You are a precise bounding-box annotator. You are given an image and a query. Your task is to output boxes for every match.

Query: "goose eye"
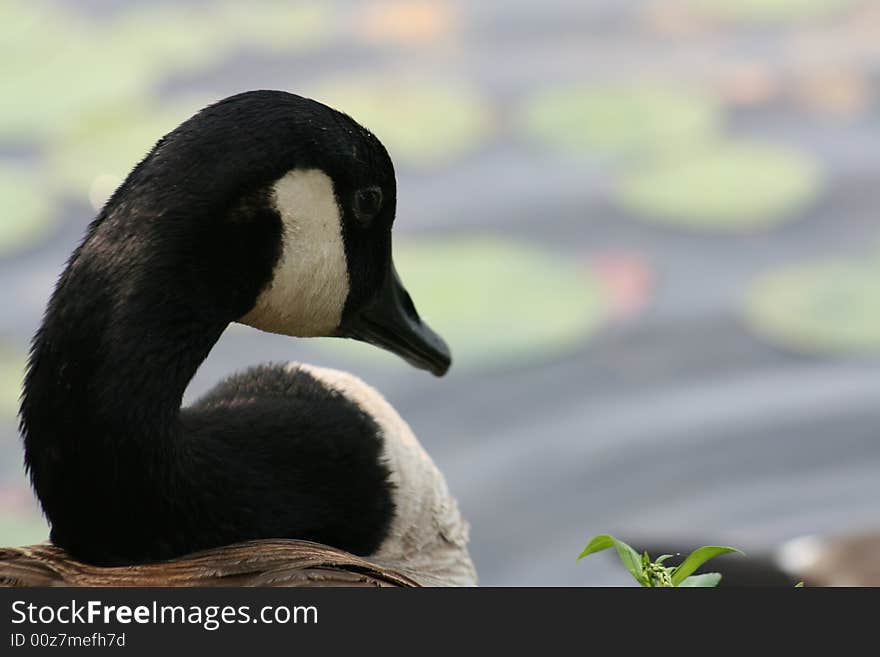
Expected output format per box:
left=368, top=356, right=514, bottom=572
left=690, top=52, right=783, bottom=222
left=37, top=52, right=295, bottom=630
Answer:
left=354, top=186, right=383, bottom=226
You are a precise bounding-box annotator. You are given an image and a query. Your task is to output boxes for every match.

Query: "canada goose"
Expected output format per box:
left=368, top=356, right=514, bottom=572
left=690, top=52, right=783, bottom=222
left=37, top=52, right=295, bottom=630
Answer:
left=18, top=90, right=476, bottom=587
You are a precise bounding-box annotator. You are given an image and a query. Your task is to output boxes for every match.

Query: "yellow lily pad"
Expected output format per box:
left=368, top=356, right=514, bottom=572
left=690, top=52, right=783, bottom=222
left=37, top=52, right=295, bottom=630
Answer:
left=311, top=79, right=491, bottom=167
left=615, top=141, right=821, bottom=232
left=685, top=0, right=856, bottom=23
left=746, top=260, right=880, bottom=354
left=518, top=85, right=721, bottom=157
left=317, top=238, right=609, bottom=370
left=0, top=166, right=57, bottom=257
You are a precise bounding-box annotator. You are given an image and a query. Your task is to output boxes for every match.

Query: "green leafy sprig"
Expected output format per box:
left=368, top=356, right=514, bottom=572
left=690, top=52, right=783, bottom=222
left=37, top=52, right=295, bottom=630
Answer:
left=578, top=534, right=743, bottom=587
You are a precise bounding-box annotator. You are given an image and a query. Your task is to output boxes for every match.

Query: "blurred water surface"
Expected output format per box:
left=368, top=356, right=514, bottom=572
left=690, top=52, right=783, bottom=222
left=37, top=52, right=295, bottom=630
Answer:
left=2, top=0, right=880, bottom=585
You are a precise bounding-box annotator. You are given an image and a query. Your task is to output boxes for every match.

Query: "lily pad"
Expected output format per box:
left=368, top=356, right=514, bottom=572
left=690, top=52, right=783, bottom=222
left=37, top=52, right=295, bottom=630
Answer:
left=615, top=141, right=821, bottom=232
left=311, top=80, right=490, bottom=167
left=212, top=2, right=331, bottom=52
left=110, top=2, right=330, bottom=69
left=0, top=511, right=49, bottom=545
left=0, top=166, right=57, bottom=257
left=0, top=3, right=154, bottom=145
left=0, top=2, right=330, bottom=146
left=105, top=6, right=233, bottom=79
left=48, top=98, right=211, bottom=202
left=518, top=85, right=721, bottom=158
left=0, top=348, right=25, bottom=419
left=745, top=260, right=880, bottom=354
left=317, top=238, right=609, bottom=371
left=685, top=0, right=856, bottom=23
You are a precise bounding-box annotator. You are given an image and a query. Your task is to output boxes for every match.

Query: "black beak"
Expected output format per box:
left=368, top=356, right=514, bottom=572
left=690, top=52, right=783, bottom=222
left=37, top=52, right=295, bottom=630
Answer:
left=340, top=262, right=451, bottom=377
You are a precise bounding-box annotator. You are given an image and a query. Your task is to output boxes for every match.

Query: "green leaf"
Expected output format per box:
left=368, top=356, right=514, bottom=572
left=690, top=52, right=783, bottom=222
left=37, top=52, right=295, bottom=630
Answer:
left=671, top=546, right=743, bottom=586
left=578, top=534, right=644, bottom=583
left=795, top=581, right=805, bottom=588
left=679, top=573, right=722, bottom=587
left=655, top=554, right=675, bottom=565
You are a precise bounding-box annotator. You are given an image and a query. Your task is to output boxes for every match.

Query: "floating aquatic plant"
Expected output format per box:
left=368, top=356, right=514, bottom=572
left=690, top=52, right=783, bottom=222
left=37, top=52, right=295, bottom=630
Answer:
left=615, top=141, right=821, bottom=232
left=312, top=79, right=491, bottom=167
left=746, top=258, right=880, bottom=354
left=317, top=238, right=609, bottom=370
left=0, top=165, right=58, bottom=258
left=518, top=85, right=721, bottom=158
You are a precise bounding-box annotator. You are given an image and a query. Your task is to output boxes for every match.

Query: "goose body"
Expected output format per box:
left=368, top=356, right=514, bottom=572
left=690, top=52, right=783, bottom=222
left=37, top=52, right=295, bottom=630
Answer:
left=19, top=91, right=476, bottom=586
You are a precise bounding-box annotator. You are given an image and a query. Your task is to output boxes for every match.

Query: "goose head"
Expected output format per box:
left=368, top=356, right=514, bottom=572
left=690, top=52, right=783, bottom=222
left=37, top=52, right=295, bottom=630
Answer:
left=105, top=89, right=450, bottom=376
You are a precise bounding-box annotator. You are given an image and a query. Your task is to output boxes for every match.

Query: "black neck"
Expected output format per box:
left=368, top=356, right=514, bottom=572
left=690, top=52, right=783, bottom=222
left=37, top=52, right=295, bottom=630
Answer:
left=25, top=269, right=226, bottom=451
left=20, top=179, right=281, bottom=557
left=21, top=226, right=222, bottom=512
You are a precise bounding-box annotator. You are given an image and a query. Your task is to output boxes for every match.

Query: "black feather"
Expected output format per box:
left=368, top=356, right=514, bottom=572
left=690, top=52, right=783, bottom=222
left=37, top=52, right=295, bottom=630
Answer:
left=19, top=91, right=397, bottom=565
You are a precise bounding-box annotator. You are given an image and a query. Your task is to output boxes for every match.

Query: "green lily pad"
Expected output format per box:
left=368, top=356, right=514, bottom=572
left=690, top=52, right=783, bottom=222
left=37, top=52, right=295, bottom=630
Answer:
left=0, top=511, right=49, bottom=545
left=317, top=238, right=609, bottom=371
left=745, top=260, right=880, bottom=354
left=0, top=166, right=57, bottom=257
left=0, top=3, right=154, bottom=145
left=311, top=80, right=490, bottom=167
left=48, top=98, right=210, bottom=202
left=0, top=348, right=25, bottom=419
left=1, top=55, right=150, bottom=147
left=105, top=6, right=233, bottom=80
left=518, top=85, right=721, bottom=157
left=211, top=2, right=331, bottom=52
left=0, top=2, right=330, bottom=146
left=109, top=2, right=330, bottom=74
left=685, top=0, right=856, bottom=23
left=615, top=141, right=821, bottom=232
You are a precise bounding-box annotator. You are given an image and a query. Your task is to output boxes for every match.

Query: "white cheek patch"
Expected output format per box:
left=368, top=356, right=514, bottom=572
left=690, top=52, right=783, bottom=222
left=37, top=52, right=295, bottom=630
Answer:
left=239, top=169, right=349, bottom=337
